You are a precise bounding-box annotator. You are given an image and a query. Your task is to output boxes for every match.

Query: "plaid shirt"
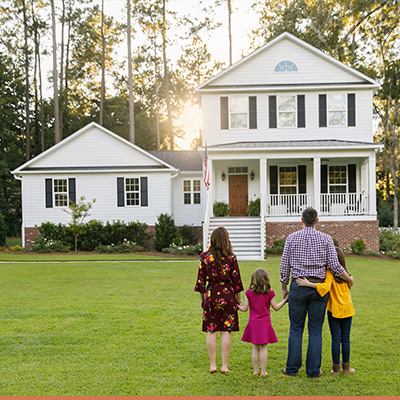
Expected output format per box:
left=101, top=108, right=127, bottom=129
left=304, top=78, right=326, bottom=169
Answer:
left=280, top=226, right=345, bottom=285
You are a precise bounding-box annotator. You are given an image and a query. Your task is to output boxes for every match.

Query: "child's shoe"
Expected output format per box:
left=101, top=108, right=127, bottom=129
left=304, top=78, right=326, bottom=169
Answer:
left=342, top=361, right=355, bottom=374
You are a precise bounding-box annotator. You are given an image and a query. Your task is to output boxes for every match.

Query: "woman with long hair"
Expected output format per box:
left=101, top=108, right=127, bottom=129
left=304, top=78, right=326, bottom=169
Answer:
left=194, top=226, right=243, bottom=373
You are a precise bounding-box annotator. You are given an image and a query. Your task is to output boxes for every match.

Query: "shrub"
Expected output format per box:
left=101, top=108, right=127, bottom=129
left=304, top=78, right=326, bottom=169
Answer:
left=162, top=242, right=203, bottom=256
left=154, top=214, right=177, bottom=252
left=213, top=201, right=230, bottom=217
left=94, top=240, right=145, bottom=253
left=265, top=239, right=285, bottom=255
left=350, top=238, right=366, bottom=255
left=0, top=214, right=6, bottom=247
left=30, top=236, right=72, bottom=253
left=247, top=198, right=260, bottom=216
left=11, top=245, right=23, bottom=252
left=332, top=238, right=339, bottom=247
left=0, top=246, right=6, bottom=252
left=177, top=225, right=198, bottom=246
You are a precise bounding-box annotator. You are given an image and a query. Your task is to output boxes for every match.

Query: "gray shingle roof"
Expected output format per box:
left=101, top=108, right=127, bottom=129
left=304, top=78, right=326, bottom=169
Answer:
left=149, top=150, right=202, bottom=171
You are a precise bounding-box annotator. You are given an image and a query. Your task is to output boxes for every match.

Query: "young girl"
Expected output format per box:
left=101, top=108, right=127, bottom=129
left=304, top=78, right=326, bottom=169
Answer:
left=296, top=247, right=355, bottom=375
left=238, top=268, right=288, bottom=376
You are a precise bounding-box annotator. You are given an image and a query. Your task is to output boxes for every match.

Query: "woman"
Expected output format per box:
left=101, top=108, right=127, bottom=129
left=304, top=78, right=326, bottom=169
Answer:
left=194, top=226, right=243, bottom=373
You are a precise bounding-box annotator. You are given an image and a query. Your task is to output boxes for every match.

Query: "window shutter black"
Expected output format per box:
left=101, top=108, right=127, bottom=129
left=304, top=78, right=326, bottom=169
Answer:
left=298, top=165, right=306, bottom=194
left=249, top=96, right=257, bottom=129
left=319, top=94, right=327, bottom=127
left=269, top=96, right=277, bottom=129
left=140, top=177, right=148, bottom=206
left=270, top=166, right=278, bottom=194
left=297, top=95, right=305, bottom=128
left=220, top=97, right=229, bottom=130
left=68, top=178, right=76, bottom=205
left=348, top=164, right=356, bottom=193
left=348, top=94, right=356, bottom=126
left=321, top=164, right=328, bottom=193
left=45, top=178, right=53, bottom=208
left=117, top=177, right=125, bottom=207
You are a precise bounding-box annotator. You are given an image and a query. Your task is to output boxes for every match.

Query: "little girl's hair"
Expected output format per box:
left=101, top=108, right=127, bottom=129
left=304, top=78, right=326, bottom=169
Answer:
left=335, top=247, right=351, bottom=283
left=249, top=268, right=271, bottom=294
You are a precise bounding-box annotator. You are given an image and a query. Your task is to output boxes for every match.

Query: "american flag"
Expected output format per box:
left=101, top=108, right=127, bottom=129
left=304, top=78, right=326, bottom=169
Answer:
left=203, top=143, right=210, bottom=190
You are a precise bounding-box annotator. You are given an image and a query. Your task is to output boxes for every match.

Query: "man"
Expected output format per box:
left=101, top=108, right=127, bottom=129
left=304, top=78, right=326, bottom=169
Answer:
left=280, top=207, right=353, bottom=378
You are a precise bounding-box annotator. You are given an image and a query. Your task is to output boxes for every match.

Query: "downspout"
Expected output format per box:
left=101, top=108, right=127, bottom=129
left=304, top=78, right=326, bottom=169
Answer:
left=14, top=174, right=25, bottom=247
left=169, top=169, right=179, bottom=216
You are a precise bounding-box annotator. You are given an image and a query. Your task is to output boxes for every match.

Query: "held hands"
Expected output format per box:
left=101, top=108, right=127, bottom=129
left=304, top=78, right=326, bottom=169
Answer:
left=347, top=275, right=354, bottom=289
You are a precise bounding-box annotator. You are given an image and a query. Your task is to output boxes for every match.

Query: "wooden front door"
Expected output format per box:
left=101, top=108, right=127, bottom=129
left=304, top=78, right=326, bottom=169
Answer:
left=229, top=175, right=248, bottom=216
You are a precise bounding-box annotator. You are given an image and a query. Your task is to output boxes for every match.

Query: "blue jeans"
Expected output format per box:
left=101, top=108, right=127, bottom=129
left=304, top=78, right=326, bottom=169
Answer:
left=286, top=281, right=329, bottom=377
left=327, top=310, right=352, bottom=364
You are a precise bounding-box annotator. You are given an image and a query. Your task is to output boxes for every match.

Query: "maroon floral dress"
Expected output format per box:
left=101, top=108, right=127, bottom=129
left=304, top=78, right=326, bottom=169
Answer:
left=194, top=250, right=243, bottom=333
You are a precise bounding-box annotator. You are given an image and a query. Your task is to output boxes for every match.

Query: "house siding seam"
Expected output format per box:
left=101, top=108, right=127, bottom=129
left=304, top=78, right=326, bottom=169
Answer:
left=265, top=220, right=379, bottom=252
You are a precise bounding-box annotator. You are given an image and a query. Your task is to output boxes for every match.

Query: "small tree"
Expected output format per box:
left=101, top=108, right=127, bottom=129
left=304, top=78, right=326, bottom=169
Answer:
left=0, top=214, right=6, bottom=247
left=64, top=196, right=95, bottom=252
left=154, top=213, right=177, bottom=252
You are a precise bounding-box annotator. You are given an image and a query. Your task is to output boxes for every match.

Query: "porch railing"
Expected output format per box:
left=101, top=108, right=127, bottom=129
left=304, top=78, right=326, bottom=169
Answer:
left=319, top=192, right=369, bottom=215
left=266, top=192, right=369, bottom=216
left=267, top=194, right=314, bottom=216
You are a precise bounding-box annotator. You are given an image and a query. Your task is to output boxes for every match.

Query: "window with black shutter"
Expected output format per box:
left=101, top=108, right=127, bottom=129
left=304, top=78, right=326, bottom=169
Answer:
left=348, top=94, right=356, bottom=127
left=249, top=96, right=257, bottom=129
left=319, top=94, right=327, bottom=127
left=220, top=97, right=229, bottom=130
left=297, top=95, right=305, bottom=128
left=269, top=96, right=277, bottom=129
left=117, top=177, right=148, bottom=207
left=269, top=166, right=278, bottom=194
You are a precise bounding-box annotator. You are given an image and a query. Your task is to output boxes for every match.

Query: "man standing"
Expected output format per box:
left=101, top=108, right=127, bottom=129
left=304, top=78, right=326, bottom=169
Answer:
left=280, top=207, right=353, bottom=378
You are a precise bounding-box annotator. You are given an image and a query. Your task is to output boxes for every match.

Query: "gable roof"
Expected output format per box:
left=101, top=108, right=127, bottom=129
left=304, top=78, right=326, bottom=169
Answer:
left=12, top=122, right=177, bottom=174
left=149, top=151, right=202, bottom=172
left=196, top=32, right=379, bottom=94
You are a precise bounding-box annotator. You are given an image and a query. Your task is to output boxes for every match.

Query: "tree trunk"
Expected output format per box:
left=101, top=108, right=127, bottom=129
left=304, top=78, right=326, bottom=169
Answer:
left=100, top=0, right=106, bottom=126
left=162, top=0, right=173, bottom=150
left=227, top=0, right=232, bottom=66
left=22, top=0, right=30, bottom=161
left=127, top=0, right=135, bottom=143
left=59, top=0, right=65, bottom=138
left=51, top=0, right=61, bottom=144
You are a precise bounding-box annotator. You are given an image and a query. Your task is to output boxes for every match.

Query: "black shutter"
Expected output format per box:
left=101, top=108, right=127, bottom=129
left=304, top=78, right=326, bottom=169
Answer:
left=269, top=95, right=277, bottom=128
left=298, top=165, right=306, bottom=194
left=319, top=94, right=327, bottom=127
left=321, top=164, right=328, bottom=193
left=348, top=93, right=356, bottom=127
left=270, top=166, right=278, bottom=194
left=297, top=95, right=305, bottom=128
left=348, top=164, right=356, bottom=193
left=140, top=177, right=148, bottom=206
left=117, top=177, right=125, bottom=207
left=249, top=96, right=257, bottom=129
left=45, top=178, right=53, bottom=208
left=68, top=178, right=76, bottom=205
left=220, top=97, right=229, bottom=130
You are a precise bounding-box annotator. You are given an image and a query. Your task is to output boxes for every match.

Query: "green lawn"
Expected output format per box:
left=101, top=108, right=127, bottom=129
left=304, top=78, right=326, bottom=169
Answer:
left=0, top=255, right=399, bottom=396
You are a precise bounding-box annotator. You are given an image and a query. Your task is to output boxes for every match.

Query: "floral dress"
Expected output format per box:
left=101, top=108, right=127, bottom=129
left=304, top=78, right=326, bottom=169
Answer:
left=194, top=250, right=243, bottom=333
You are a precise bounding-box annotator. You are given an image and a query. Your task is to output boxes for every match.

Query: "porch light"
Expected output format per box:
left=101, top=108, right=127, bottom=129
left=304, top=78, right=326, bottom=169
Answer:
left=250, top=171, right=255, bottom=181
left=221, top=172, right=226, bottom=181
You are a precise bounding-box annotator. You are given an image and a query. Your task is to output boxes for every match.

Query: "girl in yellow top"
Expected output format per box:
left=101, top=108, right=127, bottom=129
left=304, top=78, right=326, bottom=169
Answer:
left=296, top=247, right=355, bottom=376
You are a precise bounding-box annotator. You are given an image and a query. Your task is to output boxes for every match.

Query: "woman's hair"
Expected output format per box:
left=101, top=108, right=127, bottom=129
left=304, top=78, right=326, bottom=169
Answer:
left=335, top=247, right=351, bottom=283
left=249, top=268, right=271, bottom=294
left=209, top=226, right=232, bottom=263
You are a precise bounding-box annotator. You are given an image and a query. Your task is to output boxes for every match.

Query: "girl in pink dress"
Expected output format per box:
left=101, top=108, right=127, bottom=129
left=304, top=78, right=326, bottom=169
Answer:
left=238, top=268, right=288, bottom=376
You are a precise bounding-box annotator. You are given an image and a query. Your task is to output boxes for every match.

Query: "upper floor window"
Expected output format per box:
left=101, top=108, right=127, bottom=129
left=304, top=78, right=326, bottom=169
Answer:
left=319, top=93, right=356, bottom=127
left=328, top=94, right=346, bottom=126
left=183, top=179, right=201, bottom=204
left=230, top=96, right=248, bottom=129
left=274, top=60, right=298, bottom=72
left=269, top=95, right=305, bottom=128
left=278, top=96, right=296, bottom=128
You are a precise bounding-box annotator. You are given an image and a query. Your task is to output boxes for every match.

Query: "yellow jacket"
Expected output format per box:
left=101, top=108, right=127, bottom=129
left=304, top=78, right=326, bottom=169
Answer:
left=316, top=270, right=355, bottom=318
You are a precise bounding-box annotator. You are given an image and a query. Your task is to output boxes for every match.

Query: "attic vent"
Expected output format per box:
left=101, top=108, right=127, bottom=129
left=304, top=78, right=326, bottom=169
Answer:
left=274, top=60, right=298, bottom=72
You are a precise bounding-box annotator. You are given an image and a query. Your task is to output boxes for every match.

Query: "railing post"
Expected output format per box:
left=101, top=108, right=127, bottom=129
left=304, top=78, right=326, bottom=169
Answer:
left=313, top=157, right=321, bottom=213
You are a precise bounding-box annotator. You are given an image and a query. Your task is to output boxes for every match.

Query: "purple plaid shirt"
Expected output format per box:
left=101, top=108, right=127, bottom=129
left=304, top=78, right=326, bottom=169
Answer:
left=280, top=226, right=345, bottom=285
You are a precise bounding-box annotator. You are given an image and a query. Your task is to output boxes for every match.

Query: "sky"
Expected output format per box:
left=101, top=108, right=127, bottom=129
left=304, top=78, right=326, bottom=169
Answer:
left=101, top=0, right=260, bottom=149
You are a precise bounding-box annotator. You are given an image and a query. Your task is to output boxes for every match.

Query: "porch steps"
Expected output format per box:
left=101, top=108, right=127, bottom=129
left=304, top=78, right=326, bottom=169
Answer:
left=207, top=217, right=264, bottom=261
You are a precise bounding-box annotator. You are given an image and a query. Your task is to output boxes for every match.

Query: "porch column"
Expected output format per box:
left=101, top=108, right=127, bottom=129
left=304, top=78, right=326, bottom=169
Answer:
left=260, top=158, right=267, bottom=217
left=313, top=157, right=321, bottom=213
left=369, top=153, right=377, bottom=216
left=203, top=158, right=213, bottom=250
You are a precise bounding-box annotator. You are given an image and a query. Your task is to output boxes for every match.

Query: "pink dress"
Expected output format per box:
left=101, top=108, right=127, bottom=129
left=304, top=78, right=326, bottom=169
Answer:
left=241, top=289, right=278, bottom=345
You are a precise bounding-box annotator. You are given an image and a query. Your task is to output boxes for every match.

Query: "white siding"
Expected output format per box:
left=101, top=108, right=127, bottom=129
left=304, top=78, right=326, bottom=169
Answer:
left=22, top=172, right=172, bottom=227
left=202, top=90, right=374, bottom=146
left=211, top=39, right=365, bottom=86
left=171, top=173, right=204, bottom=226
left=28, top=126, right=163, bottom=168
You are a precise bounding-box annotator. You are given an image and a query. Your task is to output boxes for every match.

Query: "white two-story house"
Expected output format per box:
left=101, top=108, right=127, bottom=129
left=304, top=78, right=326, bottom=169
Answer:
left=196, top=32, right=382, bottom=259
left=12, top=32, right=381, bottom=259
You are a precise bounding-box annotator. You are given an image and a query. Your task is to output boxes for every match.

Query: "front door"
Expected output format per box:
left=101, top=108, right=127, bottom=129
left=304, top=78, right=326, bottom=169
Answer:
left=229, top=175, right=248, bottom=216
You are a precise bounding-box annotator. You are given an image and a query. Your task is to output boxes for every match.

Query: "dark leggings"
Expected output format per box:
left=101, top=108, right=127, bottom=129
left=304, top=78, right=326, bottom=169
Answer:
left=327, top=310, right=352, bottom=364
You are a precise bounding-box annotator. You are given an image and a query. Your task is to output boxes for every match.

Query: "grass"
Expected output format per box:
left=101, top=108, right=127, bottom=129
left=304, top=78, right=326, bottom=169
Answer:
left=0, top=255, right=399, bottom=395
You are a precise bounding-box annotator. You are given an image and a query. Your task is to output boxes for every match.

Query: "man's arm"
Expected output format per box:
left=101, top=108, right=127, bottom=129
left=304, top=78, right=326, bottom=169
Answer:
left=280, top=237, right=291, bottom=298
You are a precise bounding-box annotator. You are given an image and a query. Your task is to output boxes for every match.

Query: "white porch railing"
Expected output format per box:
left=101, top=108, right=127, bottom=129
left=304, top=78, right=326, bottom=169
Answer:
left=267, top=194, right=314, bottom=216
left=319, top=192, right=369, bottom=216
left=266, top=192, right=369, bottom=216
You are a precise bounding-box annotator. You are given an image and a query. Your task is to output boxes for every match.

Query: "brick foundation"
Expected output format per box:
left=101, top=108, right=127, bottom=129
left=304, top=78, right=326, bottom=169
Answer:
left=266, top=220, right=380, bottom=252
left=24, top=227, right=40, bottom=248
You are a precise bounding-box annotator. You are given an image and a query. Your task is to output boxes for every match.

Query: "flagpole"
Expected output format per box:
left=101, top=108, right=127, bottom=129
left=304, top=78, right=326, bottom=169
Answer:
left=203, top=142, right=212, bottom=251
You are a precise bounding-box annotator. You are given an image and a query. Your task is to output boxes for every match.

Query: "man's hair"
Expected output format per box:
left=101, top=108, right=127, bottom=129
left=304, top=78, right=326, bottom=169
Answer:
left=302, top=207, right=318, bottom=226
